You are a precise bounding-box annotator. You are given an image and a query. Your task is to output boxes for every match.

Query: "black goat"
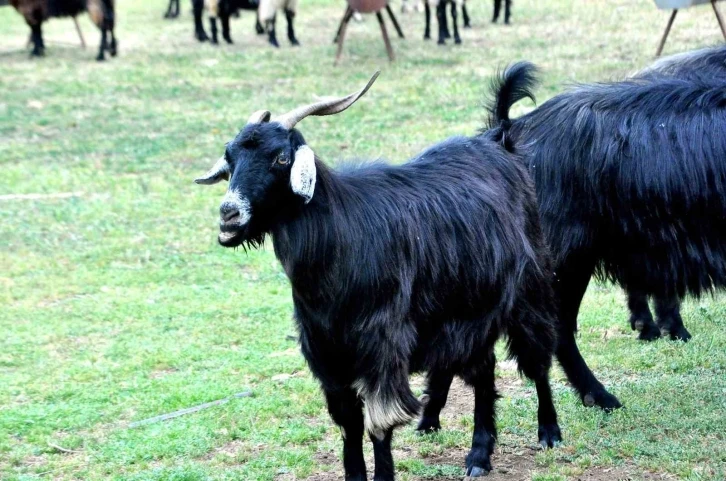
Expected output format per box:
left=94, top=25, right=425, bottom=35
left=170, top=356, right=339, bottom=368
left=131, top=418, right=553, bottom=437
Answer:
left=421, top=59, right=726, bottom=418
left=195, top=73, right=562, bottom=479
left=10, top=0, right=116, bottom=60
left=621, top=45, right=726, bottom=341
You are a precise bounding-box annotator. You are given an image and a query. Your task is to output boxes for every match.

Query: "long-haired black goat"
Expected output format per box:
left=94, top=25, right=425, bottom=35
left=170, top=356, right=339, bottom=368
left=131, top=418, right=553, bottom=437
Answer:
left=420, top=57, right=726, bottom=420
left=10, top=0, right=116, bottom=60
left=620, top=45, right=726, bottom=341
left=196, top=73, right=562, bottom=479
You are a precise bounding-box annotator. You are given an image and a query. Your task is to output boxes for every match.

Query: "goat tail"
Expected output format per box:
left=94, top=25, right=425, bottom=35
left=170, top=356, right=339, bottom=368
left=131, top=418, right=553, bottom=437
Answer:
left=484, top=61, right=539, bottom=151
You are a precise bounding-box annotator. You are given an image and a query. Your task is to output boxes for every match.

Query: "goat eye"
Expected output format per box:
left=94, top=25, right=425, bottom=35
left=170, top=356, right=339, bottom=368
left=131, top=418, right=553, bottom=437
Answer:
left=276, top=154, right=290, bottom=166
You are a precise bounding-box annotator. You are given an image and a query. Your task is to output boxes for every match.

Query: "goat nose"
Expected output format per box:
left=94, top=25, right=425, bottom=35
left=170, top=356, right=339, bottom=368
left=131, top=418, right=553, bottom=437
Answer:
left=220, top=204, right=240, bottom=223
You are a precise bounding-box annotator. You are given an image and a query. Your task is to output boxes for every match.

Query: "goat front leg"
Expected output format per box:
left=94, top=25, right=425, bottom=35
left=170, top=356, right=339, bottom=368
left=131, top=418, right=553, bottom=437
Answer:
left=209, top=17, right=219, bottom=44
left=627, top=290, right=660, bottom=341
left=504, top=0, right=511, bottom=24
left=193, top=0, right=209, bottom=41
left=285, top=9, right=300, bottom=45
left=416, top=369, right=454, bottom=433
left=255, top=12, right=265, bottom=34
left=370, top=429, right=395, bottom=481
left=463, top=356, right=497, bottom=476
left=655, top=295, right=691, bottom=341
left=325, top=388, right=367, bottom=481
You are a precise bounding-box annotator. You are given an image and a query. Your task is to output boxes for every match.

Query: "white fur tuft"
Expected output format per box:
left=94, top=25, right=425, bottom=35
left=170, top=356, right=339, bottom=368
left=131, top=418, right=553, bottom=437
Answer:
left=354, top=380, right=418, bottom=439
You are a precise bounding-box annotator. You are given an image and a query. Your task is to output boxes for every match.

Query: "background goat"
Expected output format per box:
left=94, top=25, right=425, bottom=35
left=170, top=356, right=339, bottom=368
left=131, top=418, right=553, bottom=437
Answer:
left=195, top=73, right=562, bottom=479
left=421, top=58, right=726, bottom=420
left=10, top=0, right=116, bottom=60
left=193, top=0, right=296, bottom=46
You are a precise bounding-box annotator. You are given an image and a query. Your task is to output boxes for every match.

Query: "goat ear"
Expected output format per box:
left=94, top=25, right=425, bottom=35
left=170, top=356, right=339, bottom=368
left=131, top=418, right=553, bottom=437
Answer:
left=195, top=156, right=230, bottom=185
left=290, top=145, right=316, bottom=203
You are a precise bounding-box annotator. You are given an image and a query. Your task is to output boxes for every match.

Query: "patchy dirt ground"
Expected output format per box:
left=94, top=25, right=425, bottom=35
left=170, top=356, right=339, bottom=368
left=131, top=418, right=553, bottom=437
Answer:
left=301, top=377, right=672, bottom=481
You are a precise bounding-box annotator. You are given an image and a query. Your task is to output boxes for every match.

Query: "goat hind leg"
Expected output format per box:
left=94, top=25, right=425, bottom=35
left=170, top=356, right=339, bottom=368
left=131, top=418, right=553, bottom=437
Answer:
left=627, top=290, right=660, bottom=341
left=266, top=18, right=279, bottom=47
left=436, top=3, right=446, bottom=44
left=416, top=369, right=454, bottom=433
left=221, top=14, right=233, bottom=43
left=96, top=26, right=107, bottom=61
left=655, top=296, right=691, bottom=341
left=424, top=3, right=431, bottom=39
left=555, top=254, right=622, bottom=410
left=285, top=9, right=300, bottom=46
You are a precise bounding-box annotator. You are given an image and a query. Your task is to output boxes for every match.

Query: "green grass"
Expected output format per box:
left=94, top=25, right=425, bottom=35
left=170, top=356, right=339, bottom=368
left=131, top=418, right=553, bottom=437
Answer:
left=1, top=0, right=725, bottom=479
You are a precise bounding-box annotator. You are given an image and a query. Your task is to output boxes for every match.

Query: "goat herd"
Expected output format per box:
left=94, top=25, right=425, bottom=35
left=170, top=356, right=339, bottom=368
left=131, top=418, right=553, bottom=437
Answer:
left=194, top=45, right=726, bottom=479
left=7, top=0, right=512, bottom=60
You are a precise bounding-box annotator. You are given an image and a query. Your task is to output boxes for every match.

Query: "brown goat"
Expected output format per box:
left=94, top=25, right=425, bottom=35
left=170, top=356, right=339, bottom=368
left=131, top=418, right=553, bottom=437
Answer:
left=10, top=0, right=117, bottom=60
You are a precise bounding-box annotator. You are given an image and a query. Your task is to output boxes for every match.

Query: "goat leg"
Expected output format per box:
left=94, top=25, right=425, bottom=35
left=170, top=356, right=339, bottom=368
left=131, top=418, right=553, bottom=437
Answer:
left=370, top=429, right=395, bottom=481
left=423, top=2, right=431, bottom=39
left=450, top=0, right=461, bottom=44
left=285, top=9, right=300, bottom=46
left=325, top=388, right=367, bottom=481
left=266, top=17, right=279, bottom=47
left=221, top=14, right=233, bottom=43
left=415, top=369, right=454, bottom=433
left=654, top=296, right=691, bottom=341
left=627, top=290, right=660, bottom=341
left=464, top=359, right=496, bottom=477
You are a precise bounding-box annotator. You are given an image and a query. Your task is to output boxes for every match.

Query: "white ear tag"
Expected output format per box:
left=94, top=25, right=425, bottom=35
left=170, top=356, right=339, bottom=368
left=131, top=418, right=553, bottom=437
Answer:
left=290, top=145, right=316, bottom=203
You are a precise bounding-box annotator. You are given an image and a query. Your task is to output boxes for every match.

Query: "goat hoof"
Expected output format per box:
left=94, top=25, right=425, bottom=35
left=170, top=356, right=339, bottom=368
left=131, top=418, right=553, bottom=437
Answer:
left=669, top=326, right=692, bottom=342
left=224, top=38, right=234, bottom=44
left=415, top=416, right=441, bottom=434
left=454, top=37, right=461, bottom=45
left=290, top=39, right=300, bottom=46
left=537, top=423, right=562, bottom=448
left=465, top=465, right=490, bottom=478
left=464, top=23, right=471, bottom=28
left=96, top=55, right=105, bottom=62
left=637, top=323, right=661, bottom=341
left=583, top=390, right=622, bottom=412
left=437, top=39, right=445, bottom=45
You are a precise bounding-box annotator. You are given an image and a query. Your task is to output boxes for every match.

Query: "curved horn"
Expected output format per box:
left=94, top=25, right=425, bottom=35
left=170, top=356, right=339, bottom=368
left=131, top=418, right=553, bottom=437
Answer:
left=247, top=110, right=271, bottom=125
left=194, top=156, right=230, bottom=185
left=272, top=71, right=380, bottom=130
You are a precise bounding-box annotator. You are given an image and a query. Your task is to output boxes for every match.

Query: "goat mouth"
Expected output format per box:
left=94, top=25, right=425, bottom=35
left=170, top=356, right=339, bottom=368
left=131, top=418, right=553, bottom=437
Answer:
left=218, top=228, right=244, bottom=247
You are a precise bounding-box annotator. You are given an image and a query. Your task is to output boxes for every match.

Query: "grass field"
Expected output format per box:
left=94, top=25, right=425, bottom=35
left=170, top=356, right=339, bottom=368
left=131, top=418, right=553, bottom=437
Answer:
left=1, top=0, right=726, bottom=479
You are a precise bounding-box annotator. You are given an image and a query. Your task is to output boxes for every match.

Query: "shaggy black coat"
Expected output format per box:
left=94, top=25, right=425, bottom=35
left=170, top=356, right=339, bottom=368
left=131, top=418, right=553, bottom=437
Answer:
left=200, top=117, right=563, bottom=479
left=621, top=45, right=726, bottom=341
left=275, top=136, right=561, bottom=479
